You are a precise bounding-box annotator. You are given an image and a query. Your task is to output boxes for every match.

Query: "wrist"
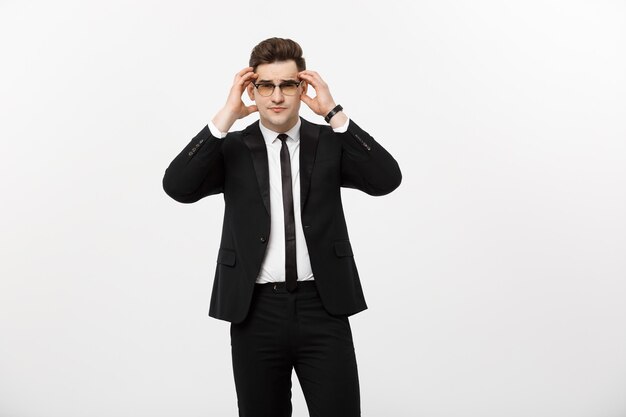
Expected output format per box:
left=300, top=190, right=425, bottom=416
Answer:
left=322, top=102, right=337, bottom=116
left=324, top=104, right=344, bottom=124
left=329, top=110, right=348, bottom=129
left=212, top=107, right=237, bottom=133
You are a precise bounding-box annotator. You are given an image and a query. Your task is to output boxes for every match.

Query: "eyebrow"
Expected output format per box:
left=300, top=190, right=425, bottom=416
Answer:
left=257, top=79, right=298, bottom=83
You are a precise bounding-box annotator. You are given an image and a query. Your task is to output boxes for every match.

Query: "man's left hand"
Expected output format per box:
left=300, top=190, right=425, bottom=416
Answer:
left=298, top=70, right=338, bottom=116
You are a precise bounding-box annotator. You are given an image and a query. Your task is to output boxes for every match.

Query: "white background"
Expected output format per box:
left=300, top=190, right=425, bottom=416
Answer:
left=1, top=1, right=625, bottom=416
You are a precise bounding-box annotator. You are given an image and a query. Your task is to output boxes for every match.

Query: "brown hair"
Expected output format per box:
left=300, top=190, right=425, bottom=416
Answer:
left=249, top=37, right=306, bottom=72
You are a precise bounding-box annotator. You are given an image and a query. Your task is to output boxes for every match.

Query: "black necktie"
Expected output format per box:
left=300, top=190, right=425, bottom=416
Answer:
left=277, top=134, right=298, bottom=292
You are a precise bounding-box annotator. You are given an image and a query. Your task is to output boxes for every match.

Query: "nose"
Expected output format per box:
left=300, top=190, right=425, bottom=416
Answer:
left=271, top=86, right=285, bottom=103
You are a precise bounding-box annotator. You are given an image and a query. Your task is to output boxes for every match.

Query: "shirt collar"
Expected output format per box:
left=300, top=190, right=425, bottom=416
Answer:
left=258, top=117, right=302, bottom=146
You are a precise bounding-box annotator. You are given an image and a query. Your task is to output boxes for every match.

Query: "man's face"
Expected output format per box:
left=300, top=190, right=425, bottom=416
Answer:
left=247, top=60, right=307, bottom=133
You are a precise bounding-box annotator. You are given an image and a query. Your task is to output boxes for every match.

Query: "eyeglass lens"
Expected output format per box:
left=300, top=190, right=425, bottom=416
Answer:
left=257, top=82, right=299, bottom=96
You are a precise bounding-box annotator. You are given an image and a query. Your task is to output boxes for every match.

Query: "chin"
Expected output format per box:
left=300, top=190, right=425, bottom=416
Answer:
left=263, top=113, right=295, bottom=129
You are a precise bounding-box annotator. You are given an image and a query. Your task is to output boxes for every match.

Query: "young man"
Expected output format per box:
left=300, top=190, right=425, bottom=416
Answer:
left=163, top=37, right=401, bottom=417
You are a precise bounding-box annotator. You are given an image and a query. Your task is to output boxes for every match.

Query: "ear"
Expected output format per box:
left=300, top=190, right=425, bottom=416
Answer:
left=247, top=83, right=255, bottom=101
left=301, top=81, right=308, bottom=96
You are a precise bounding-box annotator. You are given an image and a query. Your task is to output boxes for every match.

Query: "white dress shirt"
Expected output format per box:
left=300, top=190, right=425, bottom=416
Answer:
left=208, top=116, right=350, bottom=283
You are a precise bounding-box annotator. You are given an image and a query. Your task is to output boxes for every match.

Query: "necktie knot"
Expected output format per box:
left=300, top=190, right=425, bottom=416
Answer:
left=277, top=133, right=289, bottom=143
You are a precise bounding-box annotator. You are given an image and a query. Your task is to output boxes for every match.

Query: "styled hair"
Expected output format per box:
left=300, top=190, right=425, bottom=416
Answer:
left=249, top=37, right=306, bottom=72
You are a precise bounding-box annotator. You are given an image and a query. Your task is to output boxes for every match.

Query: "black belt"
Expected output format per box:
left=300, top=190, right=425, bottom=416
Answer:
left=254, top=280, right=317, bottom=294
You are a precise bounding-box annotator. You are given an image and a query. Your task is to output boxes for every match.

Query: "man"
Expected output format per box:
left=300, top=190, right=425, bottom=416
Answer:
left=162, top=37, right=401, bottom=417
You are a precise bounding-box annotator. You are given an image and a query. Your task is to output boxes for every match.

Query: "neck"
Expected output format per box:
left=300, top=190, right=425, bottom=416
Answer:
left=260, top=116, right=299, bottom=134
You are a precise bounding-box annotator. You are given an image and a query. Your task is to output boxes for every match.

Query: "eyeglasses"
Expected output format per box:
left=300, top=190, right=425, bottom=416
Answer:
left=252, top=81, right=302, bottom=97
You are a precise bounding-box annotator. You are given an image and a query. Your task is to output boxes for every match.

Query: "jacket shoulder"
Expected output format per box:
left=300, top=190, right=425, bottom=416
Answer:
left=228, top=120, right=260, bottom=139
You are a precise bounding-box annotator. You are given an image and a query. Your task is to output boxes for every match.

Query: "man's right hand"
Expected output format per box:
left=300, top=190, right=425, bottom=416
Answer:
left=211, top=67, right=258, bottom=134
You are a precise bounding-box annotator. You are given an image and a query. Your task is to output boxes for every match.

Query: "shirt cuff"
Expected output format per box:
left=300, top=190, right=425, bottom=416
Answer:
left=208, top=120, right=227, bottom=138
left=332, top=117, right=350, bottom=133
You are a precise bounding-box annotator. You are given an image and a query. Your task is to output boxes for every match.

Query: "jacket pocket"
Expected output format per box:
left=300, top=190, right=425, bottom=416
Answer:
left=217, top=248, right=236, bottom=266
left=333, top=241, right=354, bottom=257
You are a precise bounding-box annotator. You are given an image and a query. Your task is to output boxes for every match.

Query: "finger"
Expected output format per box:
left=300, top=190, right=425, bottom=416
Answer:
left=298, top=71, right=314, bottom=80
left=239, top=71, right=257, bottom=81
left=300, top=92, right=314, bottom=107
left=299, top=70, right=321, bottom=80
left=246, top=104, right=258, bottom=114
left=241, top=72, right=257, bottom=83
left=299, top=71, right=324, bottom=88
left=242, top=78, right=255, bottom=89
left=237, top=72, right=257, bottom=87
left=298, top=72, right=316, bottom=88
left=237, top=66, right=254, bottom=77
left=234, top=68, right=255, bottom=84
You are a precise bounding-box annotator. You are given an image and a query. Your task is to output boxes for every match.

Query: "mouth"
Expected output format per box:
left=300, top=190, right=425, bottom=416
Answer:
left=270, top=107, right=287, bottom=113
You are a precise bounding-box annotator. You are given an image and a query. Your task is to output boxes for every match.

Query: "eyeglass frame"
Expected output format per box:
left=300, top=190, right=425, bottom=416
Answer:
left=252, top=80, right=303, bottom=97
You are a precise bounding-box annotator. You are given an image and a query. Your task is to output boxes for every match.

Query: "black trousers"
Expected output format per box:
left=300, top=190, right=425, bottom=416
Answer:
left=230, top=280, right=361, bottom=417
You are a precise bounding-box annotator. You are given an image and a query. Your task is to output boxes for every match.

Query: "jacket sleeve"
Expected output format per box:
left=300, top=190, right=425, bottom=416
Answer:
left=162, top=124, right=225, bottom=203
left=338, top=119, right=402, bottom=196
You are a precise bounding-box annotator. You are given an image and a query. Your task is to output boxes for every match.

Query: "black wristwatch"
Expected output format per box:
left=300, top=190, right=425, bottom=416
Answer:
left=324, top=104, right=343, bottom=123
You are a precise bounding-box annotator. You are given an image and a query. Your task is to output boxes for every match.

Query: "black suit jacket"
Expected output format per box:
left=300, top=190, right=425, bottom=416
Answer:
left=163, top=117, right=401, bottom=323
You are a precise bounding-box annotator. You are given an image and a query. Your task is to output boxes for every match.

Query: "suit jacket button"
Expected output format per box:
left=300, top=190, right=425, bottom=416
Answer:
left=260, top=236, right=267, bottom=243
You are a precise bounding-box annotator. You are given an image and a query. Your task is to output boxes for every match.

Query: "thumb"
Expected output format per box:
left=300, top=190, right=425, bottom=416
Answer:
left=246, top=104, right=258, bottom=114
left=300, top=93, right=314, bottom=109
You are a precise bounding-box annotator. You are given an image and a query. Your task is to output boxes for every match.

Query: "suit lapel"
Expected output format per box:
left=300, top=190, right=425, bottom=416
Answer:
left=298, top=117, right=320, bottom=212
left=242, top=121, right=271, bottom=216
left=242, top=117, right=320, bottom=216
